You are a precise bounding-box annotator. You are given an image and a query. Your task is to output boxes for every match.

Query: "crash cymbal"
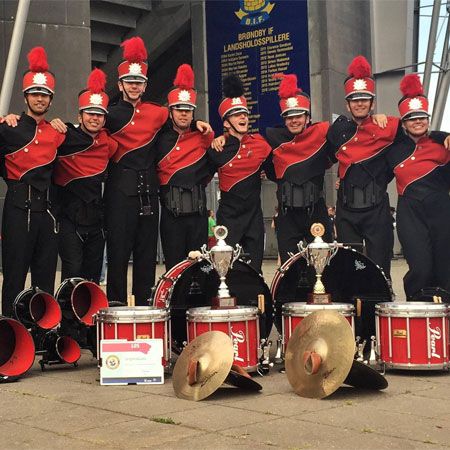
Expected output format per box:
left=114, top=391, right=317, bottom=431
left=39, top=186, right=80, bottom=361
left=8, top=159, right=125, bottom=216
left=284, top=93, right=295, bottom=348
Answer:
left=224, top=364, right=262, bottom=391
left=344, top=360, right=388, bottom=390
left=285, top=309, right=355, bottom=399
left=172, top=331, right=234, bottom=401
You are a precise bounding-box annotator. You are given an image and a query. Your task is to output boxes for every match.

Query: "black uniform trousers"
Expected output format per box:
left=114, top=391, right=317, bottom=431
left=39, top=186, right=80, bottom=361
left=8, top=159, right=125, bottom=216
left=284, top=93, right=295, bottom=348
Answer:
left=58, top=218, right=105, bottom=284
left=336, top=195, right=392, bottom=279
left=105, top=186, right=159, bottom=306
left=1, top=195, right=58, bottom=317
left=217, top=194, right=264, bottom=273
left=397, top=192, right=450, bottom=299
left=277, top=198, right=332, bottom=264
left=160, top=207, right=208, bottom=271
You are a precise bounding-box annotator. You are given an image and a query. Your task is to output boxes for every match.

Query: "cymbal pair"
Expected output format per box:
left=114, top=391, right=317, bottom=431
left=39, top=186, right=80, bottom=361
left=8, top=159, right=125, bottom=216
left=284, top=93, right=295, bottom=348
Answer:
left=172, top=331, right=261, bottom=401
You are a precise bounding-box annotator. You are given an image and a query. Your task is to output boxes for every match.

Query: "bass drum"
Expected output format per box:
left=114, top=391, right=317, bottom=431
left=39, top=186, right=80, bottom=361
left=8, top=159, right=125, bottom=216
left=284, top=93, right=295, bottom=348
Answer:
left=152, top=258, right=273, bottom=347
left=271, top=247, right=392, bottom=337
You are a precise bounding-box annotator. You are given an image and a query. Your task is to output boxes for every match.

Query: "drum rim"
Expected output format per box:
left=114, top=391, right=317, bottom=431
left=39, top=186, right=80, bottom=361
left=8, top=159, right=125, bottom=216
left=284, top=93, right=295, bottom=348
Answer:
left=281, top=302, right=355, bottom=314
left=375, top=301, right=449, bottom=315
left=97, top=306, right=170, bottom=322
left=186, top=305, right=259, bottom=321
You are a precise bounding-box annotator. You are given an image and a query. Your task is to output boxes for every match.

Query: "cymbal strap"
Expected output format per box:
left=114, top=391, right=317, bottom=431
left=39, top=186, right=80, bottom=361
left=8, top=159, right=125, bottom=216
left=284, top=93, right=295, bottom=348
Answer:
left=188, top=359, right=199, bottom=385
left=231, top=363, right=251, bottom=378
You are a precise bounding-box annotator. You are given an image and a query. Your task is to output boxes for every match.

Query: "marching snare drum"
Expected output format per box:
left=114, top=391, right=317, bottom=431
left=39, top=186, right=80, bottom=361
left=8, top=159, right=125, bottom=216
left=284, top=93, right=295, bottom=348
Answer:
left=271, top=247, right=392, bottom=338
left=152, top=259, right=272, bottom=347
left=186, top=306, right=260, bottom=372
left=376, top=302, right=449, bottom=370
left=282, top=302, right=355, bottom=353
left=96, top=306, right=171, bottom=368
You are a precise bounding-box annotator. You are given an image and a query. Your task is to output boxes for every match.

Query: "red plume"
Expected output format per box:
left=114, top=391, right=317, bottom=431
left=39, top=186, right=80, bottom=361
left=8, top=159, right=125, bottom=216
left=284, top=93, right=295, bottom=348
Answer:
left=273, top=73, right=301, bottom=98
left=87, top=68, right=106, bottom=93
left=400, top=74, right=423, bottom=97
left=174, top=64, right=194, bottom=89
left=27, top=47, right=49, bottom=72
left=121, top=37, right=147, bottom=62
left=347, top=56, right=372, bottom=77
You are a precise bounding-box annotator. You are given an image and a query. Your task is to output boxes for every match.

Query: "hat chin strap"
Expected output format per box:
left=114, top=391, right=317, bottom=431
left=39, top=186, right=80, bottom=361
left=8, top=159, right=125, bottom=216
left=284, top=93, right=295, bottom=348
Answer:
left=224, top=115, right=247, bottom=138
left=120, top=80, right=144, bottom=103
left=347, top=97, right=374, bottom=121
left=25, top=94, right=52, bottom=117
left=169, top=109, right=193, bottom=132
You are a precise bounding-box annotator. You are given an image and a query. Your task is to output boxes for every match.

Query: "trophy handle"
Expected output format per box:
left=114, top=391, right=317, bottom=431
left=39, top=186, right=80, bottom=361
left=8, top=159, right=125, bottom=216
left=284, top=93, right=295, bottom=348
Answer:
left=200, top=244, right=211, bottom=263
left=327, top=242, right=339, bottom=264
left=230, top=244, right=242, bottom=268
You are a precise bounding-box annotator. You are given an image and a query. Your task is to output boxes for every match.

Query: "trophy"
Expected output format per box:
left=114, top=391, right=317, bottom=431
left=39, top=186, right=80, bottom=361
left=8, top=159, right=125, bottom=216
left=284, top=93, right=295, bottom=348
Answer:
left=298, top=223, right=339, bottom=304
left=201, top=225, right=242, bottom=309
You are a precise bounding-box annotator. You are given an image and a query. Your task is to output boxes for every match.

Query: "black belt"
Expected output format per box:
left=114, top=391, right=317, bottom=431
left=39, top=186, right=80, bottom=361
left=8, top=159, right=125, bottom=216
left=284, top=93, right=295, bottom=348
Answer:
left=339, top=179, right=384, bottom=210
left=112, top=165, right=153, bottom=216
left=160, top=185, right=206, bottom=216
left=279, top=180, right=322, bottom=210
left=7, top=181, right=49, bottom=212
left=6, top=180, right=58, bottom=232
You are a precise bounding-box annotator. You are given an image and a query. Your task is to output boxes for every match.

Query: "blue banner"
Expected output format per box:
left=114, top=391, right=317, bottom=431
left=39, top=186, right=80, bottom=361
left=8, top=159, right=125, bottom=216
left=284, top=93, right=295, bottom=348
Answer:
left=205, top=0, right=310, bottom=135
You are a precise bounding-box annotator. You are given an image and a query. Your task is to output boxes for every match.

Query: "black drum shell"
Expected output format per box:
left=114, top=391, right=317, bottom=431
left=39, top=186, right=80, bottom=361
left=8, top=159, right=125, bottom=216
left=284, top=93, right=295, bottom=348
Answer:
left=152, top=259, right=273, bottom=346
left=271, top=248, right=392, bottom=339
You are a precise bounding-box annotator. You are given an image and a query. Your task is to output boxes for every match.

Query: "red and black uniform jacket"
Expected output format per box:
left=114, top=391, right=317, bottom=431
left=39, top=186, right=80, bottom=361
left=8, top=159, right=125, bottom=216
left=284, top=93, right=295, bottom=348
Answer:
left=0, top=113, right=65, bottom=192
left=53, top=125, right=118, bottom=226
left=106, top=98, right=169, bottom=194
left=207, top=133, right=272, bottom=204
left=265, top=122, right=332, bottom=209
left=327, top=115, right=401, bottom=208
left=156, top=121, right=215, bottom=189
left=387, top=131, right=450, bottom=200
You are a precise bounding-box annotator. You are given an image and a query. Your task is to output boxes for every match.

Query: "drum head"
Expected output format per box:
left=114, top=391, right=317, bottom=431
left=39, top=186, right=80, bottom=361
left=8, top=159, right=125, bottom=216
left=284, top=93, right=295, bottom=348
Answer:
left=155, top=259, right=272, bottom=346
left=272, top=247, right=392, bottom=333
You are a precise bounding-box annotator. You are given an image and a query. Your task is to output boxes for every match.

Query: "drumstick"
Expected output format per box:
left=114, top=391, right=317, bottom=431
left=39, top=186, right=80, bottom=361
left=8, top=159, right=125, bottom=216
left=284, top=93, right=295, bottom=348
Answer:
left=127, top=294, right=135, bottom=307
left=258, top=294, right=265, bottom=314
left=356, top=298, right=361, bottom=317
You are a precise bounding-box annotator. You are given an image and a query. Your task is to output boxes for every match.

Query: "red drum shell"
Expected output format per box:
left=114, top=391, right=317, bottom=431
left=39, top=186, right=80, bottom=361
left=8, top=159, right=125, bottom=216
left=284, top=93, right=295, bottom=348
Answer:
left=151, top=259, right=272, bottom=347
left=376, top=302, right=449, bottom=370
left=96, top=306, right=171, bottom=368
left=187, top=306, right=260, bottom=372
left=282, top=302, right=355, bottom=353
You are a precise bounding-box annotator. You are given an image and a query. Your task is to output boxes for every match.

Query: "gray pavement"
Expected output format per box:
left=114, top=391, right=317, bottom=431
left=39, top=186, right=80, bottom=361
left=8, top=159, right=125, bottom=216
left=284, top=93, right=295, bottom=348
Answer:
left=2, top=258, right=450, bottom=449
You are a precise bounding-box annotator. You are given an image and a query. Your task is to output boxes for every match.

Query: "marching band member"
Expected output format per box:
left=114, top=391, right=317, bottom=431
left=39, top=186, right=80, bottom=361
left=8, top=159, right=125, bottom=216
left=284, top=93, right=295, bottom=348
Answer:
left=326, top=56, right=400, bottom=280
left=387, top=75, right=450, bottom=299
left=103, top=36, right=165, bottom=305
left=53, top=69, right=118, bottom=283
left=156, top=64, right=214, bottom=270
left=0, top=47, right=65, bottom=317
left=265, top=74, right=333, bottom=263
left=208, top=74, right=272, bottom=273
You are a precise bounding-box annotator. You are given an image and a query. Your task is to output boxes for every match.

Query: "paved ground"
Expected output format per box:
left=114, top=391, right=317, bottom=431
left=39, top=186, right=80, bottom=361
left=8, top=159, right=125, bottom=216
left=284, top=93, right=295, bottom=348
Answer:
left=2, top=258, right=450, bottom=449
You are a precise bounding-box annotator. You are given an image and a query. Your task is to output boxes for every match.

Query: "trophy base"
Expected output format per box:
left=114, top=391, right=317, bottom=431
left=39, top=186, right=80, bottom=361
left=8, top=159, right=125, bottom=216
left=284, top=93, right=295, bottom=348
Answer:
left=307, top=293, right=331, bottom=304
left=211, top=296, right=237, bottom=309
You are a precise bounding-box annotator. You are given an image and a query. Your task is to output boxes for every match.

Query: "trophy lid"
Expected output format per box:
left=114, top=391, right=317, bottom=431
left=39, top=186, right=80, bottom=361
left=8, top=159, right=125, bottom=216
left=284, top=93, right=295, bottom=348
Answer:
left=211, top=225, right=234, bottom=253
left=172, top=331, right=234, bottom=401
left=285, top=309, right=355, bottom=399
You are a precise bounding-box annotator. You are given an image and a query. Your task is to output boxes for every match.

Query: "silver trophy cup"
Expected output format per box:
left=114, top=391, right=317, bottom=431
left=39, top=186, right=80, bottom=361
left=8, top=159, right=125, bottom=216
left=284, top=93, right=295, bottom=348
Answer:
left=298, top=223, right=339, bottom=303
left=201, top=225, right=241, bottom=307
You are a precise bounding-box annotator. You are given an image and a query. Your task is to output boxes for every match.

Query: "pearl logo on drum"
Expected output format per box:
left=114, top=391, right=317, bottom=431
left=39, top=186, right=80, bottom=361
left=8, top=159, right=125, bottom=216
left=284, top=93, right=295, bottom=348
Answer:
left=429, top=325, right=441, bottom=359
left=230, top=327, right=245, bottom=362
left=354, top=260, right=366, bottom=271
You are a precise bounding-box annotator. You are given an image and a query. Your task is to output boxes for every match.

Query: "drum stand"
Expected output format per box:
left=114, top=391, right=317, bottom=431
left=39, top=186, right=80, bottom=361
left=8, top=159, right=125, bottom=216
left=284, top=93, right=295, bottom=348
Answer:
left=355, top=336, right=384, bottom=374
left=37, top=350, right=79, bottom=371
left=257, top=338, right=273, bottom=375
